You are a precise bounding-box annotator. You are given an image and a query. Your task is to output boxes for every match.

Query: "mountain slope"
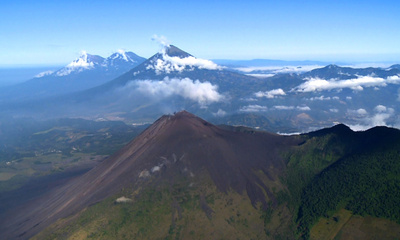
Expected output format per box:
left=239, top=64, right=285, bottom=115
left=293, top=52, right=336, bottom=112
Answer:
left=0, top=111, right=301, bottom=239
left=2, top=112, right=400, bottom=239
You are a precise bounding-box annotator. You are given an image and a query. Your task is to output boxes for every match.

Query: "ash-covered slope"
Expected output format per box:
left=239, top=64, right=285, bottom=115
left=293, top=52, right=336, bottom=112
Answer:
left=1, top=111, right=300, bottom=239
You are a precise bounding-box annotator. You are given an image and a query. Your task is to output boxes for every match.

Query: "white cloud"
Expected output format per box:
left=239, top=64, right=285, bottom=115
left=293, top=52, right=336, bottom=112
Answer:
left=346, top=96, right=352, bottom=100
left=146, top=54, right=222, bottom=75
left=374, top=105, right=387, bottom=113
left=348, top=105, right=395, bottom=131
left=273, top=105, right=311, bottom=111
left=297, top=106, right=311, bottom=111
left=330, top=108, right=339, bottom=113
left=213, top=109, right=227, bottom=117
left=358, top=109, right=368, bottom=115
left=294, top=75, right=400, bottom=92
left=240, top=97, right=258, bottom=102
left=387, top=75, right=400, bottom=83
left=151, top=34, right=170, bottom=48
left=246, top=73, right=275, bottom=78
left=239, top=104, right=268, bottom=112
left=274, top=105, right=294, bottom=110
left=309, top=95, right=331, bottom=101
left=255, top=88, right=286, bottom=98
left=348, top=108, right=368, bottom=116
left=133, top=77, right=223, bottom=106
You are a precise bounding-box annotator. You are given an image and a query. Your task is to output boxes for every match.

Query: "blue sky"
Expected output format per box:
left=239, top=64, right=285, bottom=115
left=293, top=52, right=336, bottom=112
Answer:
left=1, top=0, right=399, bottom=66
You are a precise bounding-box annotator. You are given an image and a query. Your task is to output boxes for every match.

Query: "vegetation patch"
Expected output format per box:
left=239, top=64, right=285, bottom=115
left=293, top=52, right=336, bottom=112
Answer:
left=310, top=209, right=352, bottom=240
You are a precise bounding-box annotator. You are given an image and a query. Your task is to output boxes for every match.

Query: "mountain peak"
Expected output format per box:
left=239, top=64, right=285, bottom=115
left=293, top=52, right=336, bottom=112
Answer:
left=142, top=45, right=222, bottom=75
left=164, top=45, right=192, bottom=58
left=149, top=110, right=212, bottom=137
left=66, top=51, right=104, bottom=68
left=106, top=50, right=143, bottom=65
left=326, top=64, right=340, bottom=69
left=307, top=123, right=354, bottom=137
left=53, top=52, right=104, bottom=76
left=172, top=110, right=197, bottom=118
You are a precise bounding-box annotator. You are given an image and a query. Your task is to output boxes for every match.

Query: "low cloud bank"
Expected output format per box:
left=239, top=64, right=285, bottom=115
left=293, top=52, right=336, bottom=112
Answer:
left=239, top=104, right=310, bottom=112
left=255, top=88, right=286, bottom=98
left=239, top=104, right=268, bottom=112
left=236, top=65, right=322, bottom=74
left=273, top=105, right=311, bottom=111
left=146, top=55, right=222, bottom=74
left=130, top=77, right=223, bottom=106
left=294, top=75, right=400, bottom=92
left=348, top=105, right=397, bottom=131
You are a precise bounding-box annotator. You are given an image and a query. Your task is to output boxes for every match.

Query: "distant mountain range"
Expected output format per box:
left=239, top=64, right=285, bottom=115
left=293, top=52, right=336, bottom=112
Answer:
left=213, top=58, right=335, bottom=67
left=0, top=45, right=399, bottom=133
left=0, top=50, right=145, bottom=102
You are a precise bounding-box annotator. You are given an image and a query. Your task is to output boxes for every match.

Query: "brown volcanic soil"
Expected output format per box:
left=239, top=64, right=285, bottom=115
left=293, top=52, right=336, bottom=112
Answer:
left=0, top=111, right=301, bottom=239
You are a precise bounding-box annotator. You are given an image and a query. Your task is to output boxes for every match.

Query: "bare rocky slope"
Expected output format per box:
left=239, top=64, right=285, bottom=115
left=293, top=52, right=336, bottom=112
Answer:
left=0, top=111, right=301, bottom=239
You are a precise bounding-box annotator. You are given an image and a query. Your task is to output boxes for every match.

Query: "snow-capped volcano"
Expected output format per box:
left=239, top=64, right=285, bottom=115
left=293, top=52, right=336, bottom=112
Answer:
left=56, top=51, right=104, bottom=76
left=144, top=45, right=223, bottom=75
left=0, top=50, right=146, bottom=101
left=104, top=50, right=143, bottom=67
left=45, top=50, right=146, bottom=77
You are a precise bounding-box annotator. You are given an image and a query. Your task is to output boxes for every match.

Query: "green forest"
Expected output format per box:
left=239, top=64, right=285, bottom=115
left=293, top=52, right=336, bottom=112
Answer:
left=291, top=126, right=400, bottom=239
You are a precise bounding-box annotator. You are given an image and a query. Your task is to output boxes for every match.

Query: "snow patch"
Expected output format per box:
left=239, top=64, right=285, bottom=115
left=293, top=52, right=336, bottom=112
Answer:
left=56, top=51, right=95, bottom=76
left=117, top=49, right=129, bottom=61
left=35, top=70, right=54, bottom=78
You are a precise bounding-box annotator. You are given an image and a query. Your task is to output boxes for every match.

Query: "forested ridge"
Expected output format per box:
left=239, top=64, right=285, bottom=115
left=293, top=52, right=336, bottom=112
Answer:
left=297, top=148, right=400, bottom=238
left=281, top=124, right=400, bottom=239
